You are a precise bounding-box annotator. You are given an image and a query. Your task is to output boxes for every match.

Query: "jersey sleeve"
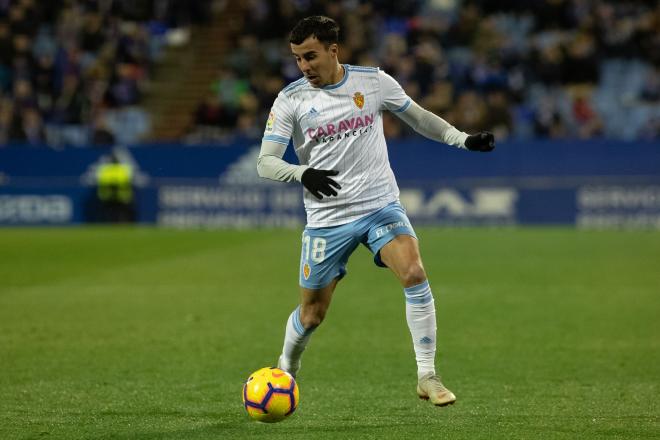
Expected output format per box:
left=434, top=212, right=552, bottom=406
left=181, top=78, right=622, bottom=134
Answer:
left=378, top=70, right=412, bottom=114
left=262, top=91, right=295, bottom=145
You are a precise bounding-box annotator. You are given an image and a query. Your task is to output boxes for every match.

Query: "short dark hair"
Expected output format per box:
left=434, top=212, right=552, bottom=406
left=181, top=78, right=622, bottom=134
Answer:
left=289, top=16, right=339, bottom=46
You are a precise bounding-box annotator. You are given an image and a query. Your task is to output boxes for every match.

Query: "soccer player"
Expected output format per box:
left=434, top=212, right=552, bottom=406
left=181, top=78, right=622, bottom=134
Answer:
left=257, top=16, right=494, bottom=406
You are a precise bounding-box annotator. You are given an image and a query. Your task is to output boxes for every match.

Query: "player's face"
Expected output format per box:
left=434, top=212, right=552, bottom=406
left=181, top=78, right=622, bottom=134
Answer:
left=291, top=36, right=339, bottom=88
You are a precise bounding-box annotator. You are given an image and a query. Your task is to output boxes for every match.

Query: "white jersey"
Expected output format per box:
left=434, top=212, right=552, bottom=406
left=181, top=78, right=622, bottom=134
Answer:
left=263, top=65, right=411, bottom=228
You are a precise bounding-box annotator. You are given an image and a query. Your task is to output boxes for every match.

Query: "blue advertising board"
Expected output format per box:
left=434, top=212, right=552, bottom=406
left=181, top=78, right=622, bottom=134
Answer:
left=1, top=140, right=659, bottom=227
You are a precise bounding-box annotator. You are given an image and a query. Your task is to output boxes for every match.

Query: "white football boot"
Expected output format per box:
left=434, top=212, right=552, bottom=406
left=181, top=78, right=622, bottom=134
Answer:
left=417, top=373, right=456, bottom=406
left=277, top=355, right=300, bottom=378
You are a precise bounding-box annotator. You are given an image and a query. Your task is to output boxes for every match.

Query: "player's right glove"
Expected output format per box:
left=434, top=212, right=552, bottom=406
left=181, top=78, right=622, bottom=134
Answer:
left=301, top=168, right=341, bottom=199
left=465, top=131, right=495, bottom=152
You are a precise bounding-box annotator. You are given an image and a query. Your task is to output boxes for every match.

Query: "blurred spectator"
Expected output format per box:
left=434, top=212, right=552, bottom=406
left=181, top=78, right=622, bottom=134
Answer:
left=51, top=74, right=86, bottom=124
left=420, top=80, right=454, bottom=116
left=534, top=93, right=568, bottom=138
left=563, top=32, right=599, bottom=85
left=533, top=44, right=564, bottom=86
left=9, top=3, right=36, bottom=37
left=34, top=54, right=56, bottom=114
left=108, top=63, right=141, bottom=106
left=0, top=20, right=12, bottom=67
left=90, top=113, right=115, bottom=146
left=80, top=11, right=106, bottom=54
left=0, top=97, right=17, bottom=144
left=452, top=91, right=489, bottom=134
left=570, top=87, right=604, bottom=138
left=383, top=112, right=404, bottom=139
left=16, top=107, right=44, bottom=145
left=213, top=66, right=250, bottom=109
left=195, top=93, right=230, bottom=127
left=12, top=78, right=36, bottom=112
left=485, top=90, right=514, bottom=139
left=12, top=33, right=35, bottom=80
left=639, top=66, right=659, bottom=103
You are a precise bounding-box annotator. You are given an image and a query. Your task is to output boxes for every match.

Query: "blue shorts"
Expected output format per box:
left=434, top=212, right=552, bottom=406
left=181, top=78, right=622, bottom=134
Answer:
left=299, top=201, right=417, bottom=289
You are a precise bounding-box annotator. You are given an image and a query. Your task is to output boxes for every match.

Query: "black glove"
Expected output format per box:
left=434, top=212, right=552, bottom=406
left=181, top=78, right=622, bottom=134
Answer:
left=301, top=168, right=341, bottom=199
left=465, top=131, right=495, bottom=152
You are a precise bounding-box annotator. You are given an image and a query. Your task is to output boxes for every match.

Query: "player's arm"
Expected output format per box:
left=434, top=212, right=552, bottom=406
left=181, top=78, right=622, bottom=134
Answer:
left=395, top=101, right=495, bottom=152
left=378, top=69, right=494, bottom=151
left=257, top=140, right=307, bottom=182
left=257, top=140, right=341, bottom=199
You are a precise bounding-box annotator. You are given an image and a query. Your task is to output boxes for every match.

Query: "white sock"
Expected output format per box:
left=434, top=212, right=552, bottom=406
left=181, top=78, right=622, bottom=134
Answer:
left=279, top=305, right=315, bottom=374
left=403, top=280, right=437, bottom=379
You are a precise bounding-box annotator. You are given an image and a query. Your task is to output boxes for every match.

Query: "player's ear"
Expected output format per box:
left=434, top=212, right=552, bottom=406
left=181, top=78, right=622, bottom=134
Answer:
left=329, top=43, right=338, bottom=58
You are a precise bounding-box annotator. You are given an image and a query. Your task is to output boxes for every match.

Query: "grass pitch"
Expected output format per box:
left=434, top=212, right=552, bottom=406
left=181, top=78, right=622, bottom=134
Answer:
left=1, top=227, right=658, bottom=439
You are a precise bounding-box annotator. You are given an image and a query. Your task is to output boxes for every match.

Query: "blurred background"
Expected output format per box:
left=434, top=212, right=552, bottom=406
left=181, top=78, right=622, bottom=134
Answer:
left=0, top=0, right=658, bottom=227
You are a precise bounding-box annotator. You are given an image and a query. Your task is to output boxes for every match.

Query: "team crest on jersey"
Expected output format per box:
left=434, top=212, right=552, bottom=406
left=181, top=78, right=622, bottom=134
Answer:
left=265, top=111, right=275, bottom=133
left=353, top=92, right=364, bottom=109
left=303, top=263, right=311, bottom=280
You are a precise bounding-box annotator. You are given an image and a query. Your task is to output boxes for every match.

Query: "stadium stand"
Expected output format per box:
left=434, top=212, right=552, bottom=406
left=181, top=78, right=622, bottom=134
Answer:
left=185, top=0, right=659, bottom=143
left=0, top=1, right=657, bottom=147
left=0, top=0, right=213, bottom=147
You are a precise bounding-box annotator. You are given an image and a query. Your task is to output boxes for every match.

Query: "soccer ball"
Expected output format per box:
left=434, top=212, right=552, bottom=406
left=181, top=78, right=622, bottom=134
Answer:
left=242, top=367, right=299, bottom=423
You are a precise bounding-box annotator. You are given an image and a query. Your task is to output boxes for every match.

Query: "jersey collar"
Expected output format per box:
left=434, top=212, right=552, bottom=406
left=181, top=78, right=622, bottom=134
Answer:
left=322, top=64, right=349, bottom=90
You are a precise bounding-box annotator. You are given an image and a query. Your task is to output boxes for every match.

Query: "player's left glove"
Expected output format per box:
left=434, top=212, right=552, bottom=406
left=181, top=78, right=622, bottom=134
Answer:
left=465, top=131, right=495, bottom=152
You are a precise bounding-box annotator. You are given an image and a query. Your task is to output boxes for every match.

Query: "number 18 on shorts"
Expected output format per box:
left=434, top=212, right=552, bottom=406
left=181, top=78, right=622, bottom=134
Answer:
left=299, top=227, right=356, bottom=290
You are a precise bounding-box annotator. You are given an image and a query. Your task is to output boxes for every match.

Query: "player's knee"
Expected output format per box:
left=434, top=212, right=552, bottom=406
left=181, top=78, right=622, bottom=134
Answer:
left=401, top=263, right=427, bottom=287
left=300, top=306, right=326, bottom=330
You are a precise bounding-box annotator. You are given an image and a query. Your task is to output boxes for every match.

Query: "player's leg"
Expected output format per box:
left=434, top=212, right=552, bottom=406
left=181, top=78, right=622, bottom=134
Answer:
left=278, top=279, right=338, bottom=377
left=361, top=201, right=455, bottom=405
left=379, top=234, right=456, bottom=406
left=278, top=224, right=358, bottom=377
left=379, top=234, right=426, bottom=287
left=379, top=235, right=436, bottom=377
left=299, top=278, right=339, bottom=329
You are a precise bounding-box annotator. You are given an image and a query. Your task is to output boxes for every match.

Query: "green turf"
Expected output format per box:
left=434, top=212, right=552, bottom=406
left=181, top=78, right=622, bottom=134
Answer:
left=1, top=227, right=658, bottom=439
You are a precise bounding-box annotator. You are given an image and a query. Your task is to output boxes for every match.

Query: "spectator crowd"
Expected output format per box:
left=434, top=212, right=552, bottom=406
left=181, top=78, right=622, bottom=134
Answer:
left=0, top=0, right=657, bottom=147
left=0, top=0, right=210, bottom=147
left=190, top=0, right=659, bottom=143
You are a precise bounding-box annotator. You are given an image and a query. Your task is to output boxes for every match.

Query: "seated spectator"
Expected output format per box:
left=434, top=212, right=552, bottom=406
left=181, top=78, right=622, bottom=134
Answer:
left=452, top=90, right=489, bottom=134
left=0, top=20, right=13, bottom=67
left=11, top=33, right=35, bottom=80
left=0, top=98, right=17, bottom=144
left=533, top=94, right=569, bottom=139
left=16, top=107, right=45, bottom=145
left=108, top=63, right=141, bottom=107
left=420, top=80, right=454, bottom=117
left=91, top=113, right=115, bottom=146
left=80, top=11, right=106, bottom=55
left=485, top=89, right=514, bottom=139
left=571, top=87, right=603, bottom=139
left=34, top=54, right=55, bottom=115
left=193, top=95, right=219, bottom=127
left=12, top=78, right=36, bottom=111
left=563, top=32, right=599, bottom=85
left=51, top=73, right=85, bottom=124
left=639, top=67, right=659, bottom=103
